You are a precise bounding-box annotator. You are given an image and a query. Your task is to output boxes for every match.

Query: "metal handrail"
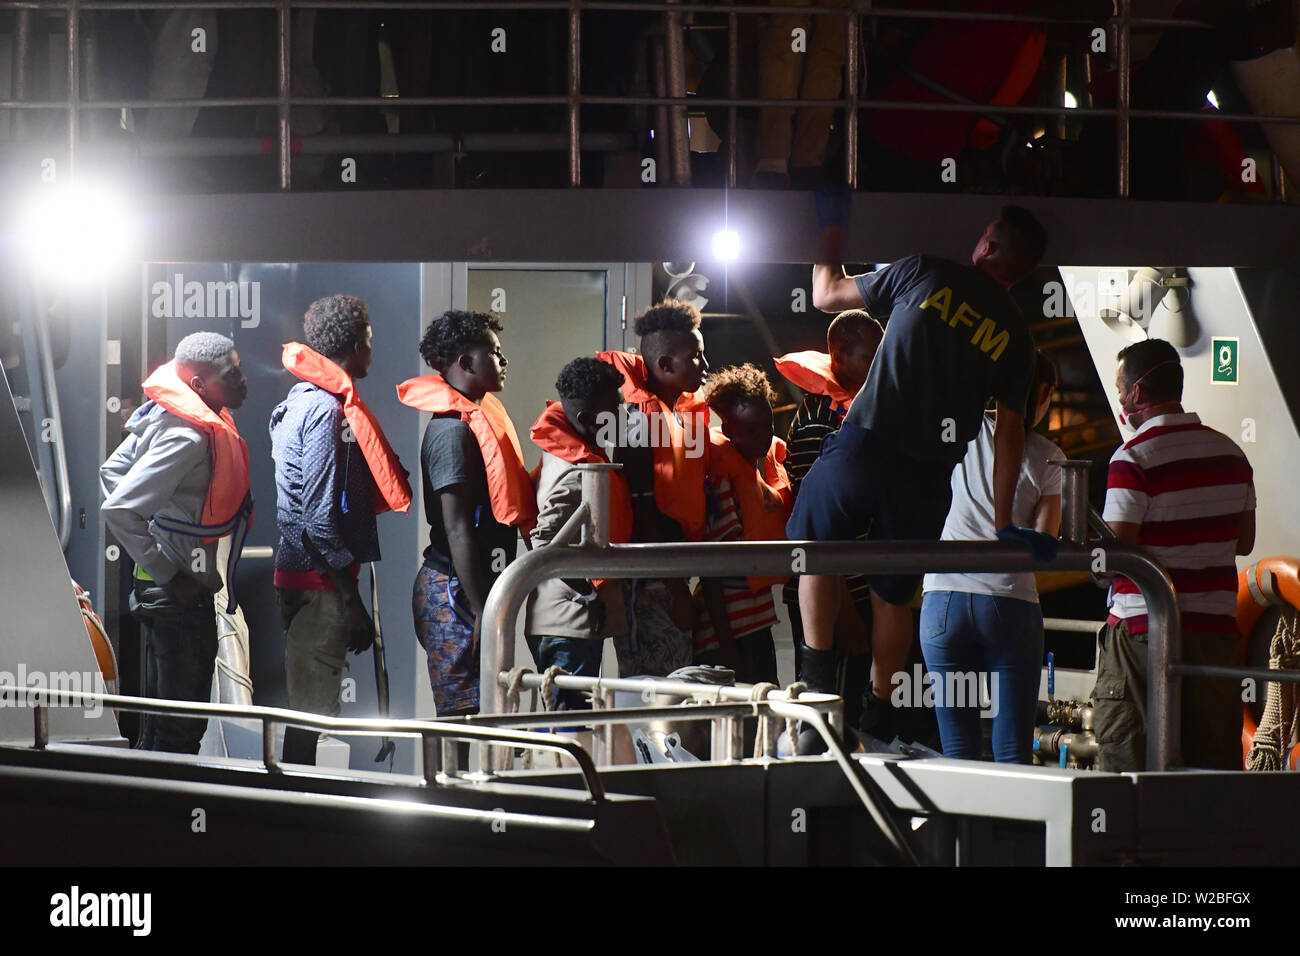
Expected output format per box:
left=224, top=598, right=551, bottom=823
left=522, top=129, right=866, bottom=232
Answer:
left=459, top=674, right=917, bottom=865
left=483, top=538, right=1183, bottom=768
left=32, top=305, right=72, bottom=550
left=0, top=684, right=606, bottom=800
left=481, top=465, right=1185, bottom=771
left=3, top=0, right=1278, bottom=195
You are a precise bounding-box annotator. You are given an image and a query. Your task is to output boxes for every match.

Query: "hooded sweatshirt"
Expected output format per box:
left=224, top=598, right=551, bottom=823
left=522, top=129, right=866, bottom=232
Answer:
left=100, top=402, right=225, bottom=592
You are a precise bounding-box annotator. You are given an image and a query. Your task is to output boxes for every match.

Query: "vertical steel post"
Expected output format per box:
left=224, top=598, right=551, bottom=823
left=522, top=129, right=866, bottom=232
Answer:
left=578, top=463, right=615, bottom=547
left=68, top=0, right=80, bottom=181
left=845, top=2, right=861, bottom=190
left=664, top=0, right=690, bottom=185
left=33, top=704, right=49, bottom=751
left=422, top=733, right=440, bottom=784
left=12, top=8, right=33, bottom=141
left=1115, top=0, right=1131, bottom=198
left=652, top=36, right=670, bottom=183
left=727, top=9, right=738, bottom=188
left=263, top=720, right=280, bottom=770
left=1050, top=53, right=1068, bottom=140
left=278, top=0, right=292, bottom=190
left=1144, top=559, right=1181, bottom=771
left=568, top=0, right=582, bottom=186
left=1059, top=460, right=1091, bottom=545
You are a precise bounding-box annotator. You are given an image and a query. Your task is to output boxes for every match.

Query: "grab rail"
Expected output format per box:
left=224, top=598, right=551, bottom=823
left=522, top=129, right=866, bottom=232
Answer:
left=481, top=465, right=1185, bottom=771
left=457, top=673, right=918, bottom=865
left=0, top=684, right=606, bottom=801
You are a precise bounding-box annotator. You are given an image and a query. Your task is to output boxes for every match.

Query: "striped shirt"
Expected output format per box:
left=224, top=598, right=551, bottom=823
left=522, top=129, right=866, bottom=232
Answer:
left=694, top=477, right=779, bottom=653
left=782, top=393, right=871, bottom=607
left=1103, top=412, right=1254, bottom=635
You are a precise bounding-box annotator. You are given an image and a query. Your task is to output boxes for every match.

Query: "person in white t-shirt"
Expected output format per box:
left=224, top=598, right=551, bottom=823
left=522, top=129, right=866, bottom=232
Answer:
left=919, top=351, right=1063, bottom=763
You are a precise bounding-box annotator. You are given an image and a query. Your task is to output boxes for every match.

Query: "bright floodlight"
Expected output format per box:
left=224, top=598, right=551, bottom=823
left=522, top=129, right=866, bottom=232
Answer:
left=712, top=229, right=740, bottom=261
left=1063, top=91, right=1077, bottom=109
left=18, top=182, right=136, bottom=281
left=1207, top=89, right=1219, bottom=109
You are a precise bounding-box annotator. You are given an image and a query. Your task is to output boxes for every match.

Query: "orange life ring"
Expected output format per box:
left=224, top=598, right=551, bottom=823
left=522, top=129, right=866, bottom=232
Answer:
left=1236, top=559, right=1300, bottom=770
left=73, top=581, right=117, bottom=696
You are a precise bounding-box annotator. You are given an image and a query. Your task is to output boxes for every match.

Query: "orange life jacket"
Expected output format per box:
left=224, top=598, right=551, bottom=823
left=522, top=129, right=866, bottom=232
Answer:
left=707, top=429, right=793, bottom=589
left=530, top=400, right=635, bottom=547
left=396, top=374, right=538, bottom=531
left=281, top=342, right=412, bottom=515
left=595, top=349, right=709, bottom=540
left=774, top=350, right=857, bottom=414
left=140, top=360, right=254, bottom=612
left=141, top=360, right=252, bottom=539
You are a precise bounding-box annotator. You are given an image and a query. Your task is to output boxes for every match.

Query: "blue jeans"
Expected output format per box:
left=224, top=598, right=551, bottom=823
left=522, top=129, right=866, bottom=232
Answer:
left=526, top=636, right=606, bottom=711
left=918, top=591, right=1043, bottom=764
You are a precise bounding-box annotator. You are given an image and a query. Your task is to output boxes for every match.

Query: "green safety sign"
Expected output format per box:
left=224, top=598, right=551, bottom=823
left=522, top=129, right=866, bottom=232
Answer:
left=1211, top=337, right=1239, bottom=385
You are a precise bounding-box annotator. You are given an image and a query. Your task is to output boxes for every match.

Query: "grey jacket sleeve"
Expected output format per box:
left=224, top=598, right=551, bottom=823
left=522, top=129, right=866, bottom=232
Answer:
left=100, top=425, right=208, bottom=584
left=530, top=466, right=585, bottom=550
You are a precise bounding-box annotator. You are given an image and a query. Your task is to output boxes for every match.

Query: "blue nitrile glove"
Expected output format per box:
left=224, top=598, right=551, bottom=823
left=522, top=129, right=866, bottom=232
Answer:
left=814, top=183, right=850, bottom=230
left=996, top=525, right=1060, bottom=562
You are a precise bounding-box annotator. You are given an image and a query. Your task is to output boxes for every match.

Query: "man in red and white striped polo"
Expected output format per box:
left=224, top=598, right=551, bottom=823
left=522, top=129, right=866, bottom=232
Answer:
left=1094, top=338, right=1256, bottom=772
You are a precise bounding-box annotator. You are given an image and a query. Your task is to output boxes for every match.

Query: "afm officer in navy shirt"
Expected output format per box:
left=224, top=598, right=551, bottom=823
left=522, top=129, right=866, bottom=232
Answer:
left=787, top=201, right=1050, bottom=750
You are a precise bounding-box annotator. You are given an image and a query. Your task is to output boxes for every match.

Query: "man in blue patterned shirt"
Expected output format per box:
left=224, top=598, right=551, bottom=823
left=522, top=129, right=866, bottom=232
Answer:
left=270, top=295, right=384, bottom=766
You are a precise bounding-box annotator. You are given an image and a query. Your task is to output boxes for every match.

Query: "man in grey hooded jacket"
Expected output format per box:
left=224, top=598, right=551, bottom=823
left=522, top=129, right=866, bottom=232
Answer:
left=101, top=332, right=248, bottom=754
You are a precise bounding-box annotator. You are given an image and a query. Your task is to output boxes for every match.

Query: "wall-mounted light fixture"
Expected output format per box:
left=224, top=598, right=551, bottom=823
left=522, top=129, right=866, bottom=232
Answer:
left=1099, top=267, right=1182, bottom=342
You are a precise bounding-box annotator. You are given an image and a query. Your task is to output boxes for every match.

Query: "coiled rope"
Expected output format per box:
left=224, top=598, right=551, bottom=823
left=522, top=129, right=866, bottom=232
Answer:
left=1246, top=609, right=1300, bottom=771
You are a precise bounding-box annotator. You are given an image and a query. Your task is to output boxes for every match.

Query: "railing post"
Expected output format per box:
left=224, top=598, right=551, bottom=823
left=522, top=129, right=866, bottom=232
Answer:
left=578, top=462, right=617, bottom=547
left=33, top=704, right=49, bottom=751
left=1140, top=554, right=1181, bottom=771
left=67, top=0, right=80, bottom=182
left=1059, top=460, right=1091, bottom=545
left=12, top=8, right=33, bottom=141
left=277, top=0, right=291, bottom=190
left=1115, top=0, right=1131, bottom=198
left=726, top=8, right=738, bottom=188
left=664, top=0, right=691, bottom=185
left=568, top=0, right=582, bottom=187
left=422, top=732, right=440, bottom=784
left=264, top=720, right=281, bottom=771
left=845, top=1, right=861, bottom=190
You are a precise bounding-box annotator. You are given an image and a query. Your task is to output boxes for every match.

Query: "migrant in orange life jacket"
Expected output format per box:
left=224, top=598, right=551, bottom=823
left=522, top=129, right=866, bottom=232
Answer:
left=595, top=349, right=709, bottom=540
left=530, top=400, right=634, bottom=588
left=281, top=342, right=412, bottom=514
left=707, top=428, right=793, bottom=590
left=141, top=360, right=252, bottom=539
left=396, top=373, right=538, bottom=532
left=773, top=350, right=857, bottom=415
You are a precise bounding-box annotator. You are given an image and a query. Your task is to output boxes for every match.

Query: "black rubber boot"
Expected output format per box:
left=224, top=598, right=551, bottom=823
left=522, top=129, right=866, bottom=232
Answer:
left=799, top=643, right=838, bottom=695
left=858, top=689, right=903, bottom=751
left=778, top=644, right=840, bottom=757
left=840, top=652, right=871, bottom=728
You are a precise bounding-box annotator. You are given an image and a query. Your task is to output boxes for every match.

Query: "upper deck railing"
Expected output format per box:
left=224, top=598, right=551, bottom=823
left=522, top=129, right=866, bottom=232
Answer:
left=2, top=1, right=1295, bottom=196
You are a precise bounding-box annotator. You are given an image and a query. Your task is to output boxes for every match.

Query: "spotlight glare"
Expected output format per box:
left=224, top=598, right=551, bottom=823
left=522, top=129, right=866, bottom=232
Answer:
left=711, top=229, right=740, bottom=262
left=1063, top=91, right=1078, bottom=109
left=17, top=182, right=136, bottom=282
left=1207, top=89, right=1219, bottom=109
